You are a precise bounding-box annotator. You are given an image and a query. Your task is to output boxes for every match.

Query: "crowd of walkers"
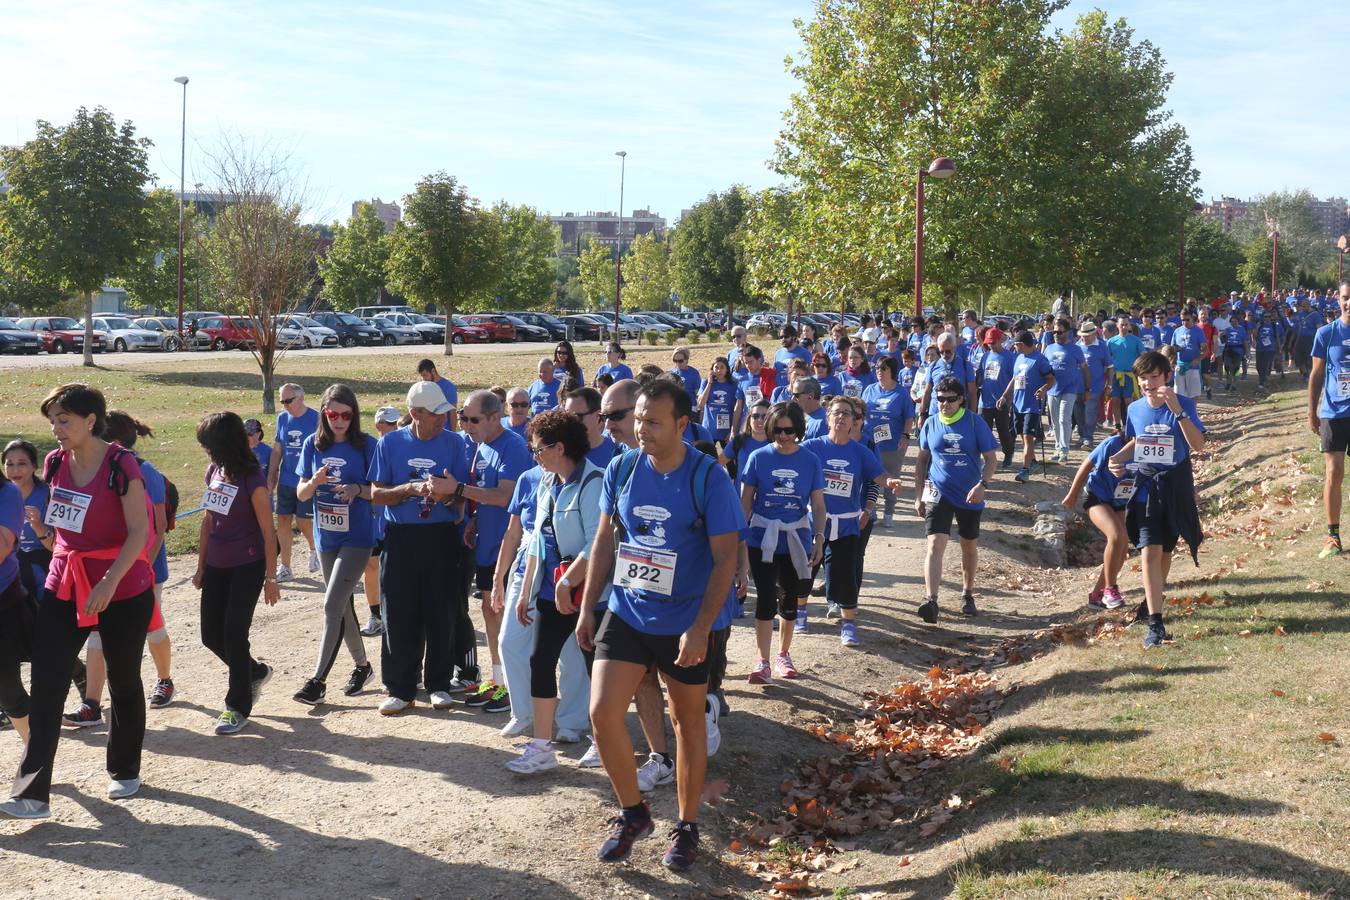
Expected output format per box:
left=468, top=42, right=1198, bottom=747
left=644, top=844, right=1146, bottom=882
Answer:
left=6, top=282, right=1344, bottom=866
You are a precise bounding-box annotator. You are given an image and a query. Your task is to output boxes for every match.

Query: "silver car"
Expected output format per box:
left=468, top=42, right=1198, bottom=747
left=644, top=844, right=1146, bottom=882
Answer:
left=88, top=316, right=165, bottom=352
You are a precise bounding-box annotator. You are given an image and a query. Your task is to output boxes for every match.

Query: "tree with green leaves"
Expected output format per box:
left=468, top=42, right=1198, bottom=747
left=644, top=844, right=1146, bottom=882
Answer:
left=1180, top=215, right=1244, bottom=300
left=0, top=272, right=68, bottom=314
left=621, top=232, right=671, bottom=311
left=0, top=106, right=152, bottom=365
left=577, top=240, right=614, bottom=311
left=1237, top=235, right=1294, bottom=294
left=491, top=202, right=559, bottom=310
left=670, top=187, right=751, bottom=320
left=319, top=201, right=390, bottom=311
left=386, top=172, right=503, bottom=356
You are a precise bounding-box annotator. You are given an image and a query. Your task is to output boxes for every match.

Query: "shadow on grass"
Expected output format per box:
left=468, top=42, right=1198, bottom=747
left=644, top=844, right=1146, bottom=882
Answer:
left=141, top=370, right=413, bottom=399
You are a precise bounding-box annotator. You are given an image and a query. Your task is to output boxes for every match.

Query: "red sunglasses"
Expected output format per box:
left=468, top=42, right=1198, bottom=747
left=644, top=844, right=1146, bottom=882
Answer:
left=324, top=409, right=352, bottom=421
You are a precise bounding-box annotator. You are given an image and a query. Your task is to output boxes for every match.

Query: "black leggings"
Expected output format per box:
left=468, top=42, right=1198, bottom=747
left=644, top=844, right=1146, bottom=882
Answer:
left=818, top=534, right=861, bottom=610
left=751, top=554, right=810, bottom=621
left=0, top=578, right=34, bottom=718
left=707, top=626, right=730, bottom=695
left=981, top=407, right=1014, bottom=459
left=530, top=599, right=578, bottom=699
left=200, top=559, right=267, bottom=718
left=12, top=588, right=154, bottom=803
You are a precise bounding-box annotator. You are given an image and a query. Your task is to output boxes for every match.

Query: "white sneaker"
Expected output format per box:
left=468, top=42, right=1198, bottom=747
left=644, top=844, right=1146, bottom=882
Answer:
left=379, top=696, right=414, bottom=716
left=636, top=752, right=675, bottom=792
left=552, top=728, right=582, bottom=744
left=0, top=798, right=50, bottom=819
left=275, top=564, right=293, bottom=583
left=307, top=553, right=321, bottom=574
left=506, top=742, right=559, bottom=774
left=578, top=737, right=604, bottom=768
left=500, top=717, right=533, bottom=738
left=429, top=690, right=454, bottom=710
left=706, top=699, right=722, bottom=758
left=107, top=777, right=140, bottom=800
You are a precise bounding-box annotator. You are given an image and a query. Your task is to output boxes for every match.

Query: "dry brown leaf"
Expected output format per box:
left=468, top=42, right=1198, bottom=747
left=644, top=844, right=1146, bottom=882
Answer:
left=702, top=778, right=730, bottom=806
left=1271, top=689, right=1285, bottom=698
left=1238, top=630, right=1253, bottom=638
left=1318, top=732, right=1337, bottom=744
left=898, top=856, right=912, bottom=867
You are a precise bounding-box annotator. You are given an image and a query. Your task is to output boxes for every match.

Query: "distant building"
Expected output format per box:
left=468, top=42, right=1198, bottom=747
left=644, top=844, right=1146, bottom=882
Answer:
left=548, top=209, right=666, bottom=256
left=177, top=189, right=250, bottom=224
left=354, top=198, right=400, bottom=232
left=1202, top=194, right=1350, bottom=242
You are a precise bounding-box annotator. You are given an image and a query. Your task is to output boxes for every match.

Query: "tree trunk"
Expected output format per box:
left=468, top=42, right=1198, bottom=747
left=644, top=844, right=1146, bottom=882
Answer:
left=261, top=364, right=276, bottom=415
left=83, top=289, right=95, bottom=367
left=443, top=297, right=455, bottom=357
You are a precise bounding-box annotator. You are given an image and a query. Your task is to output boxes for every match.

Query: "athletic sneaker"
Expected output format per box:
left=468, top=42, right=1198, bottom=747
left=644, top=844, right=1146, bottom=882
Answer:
left=447, top=676, right=476, bottom=694
left=148, top=678, right=175, bottom=709
left=960, top=591, right=978, bottom=617
left=214, top=709, right=247, bottom=735
left=794, top=607, right=808, bottom=634
left=1142, top=620, right=1172, bottom=649
left=251, top=663, right=273, bottom=704
left=1014, top=468, right=1030, bottom=483
left=481, top=684, right=510, bottom=714
left=840, top=620, right=860, bottom=647
left=578, top=737, right=604, bottom=768
left=662, top=821, right=699, bottom=871
left=917, top=597, right=939, bottom=624
left=343, top=663, right=373, bottom=696
left=360, top=617, right=384, bottom=637
left=597, top=804, right=654, bottom=863
left=464, top=681, right=498, bottom=708
left=1102, top=586, right=1124, bottom=610
left=500, top=717, right=532, bottom=738
left=706, top=698, right=721, bottom=757
left=747, top=659, right=772, bottom=685
left=379, top=696, right=414, bottom=716
left=1002, top=453, right=1014, bottom=468
left=107, top=777, right=140, bottom=800
left=429, top=690, right=455, bottom=710
left=1126, top=599, right=1149, bottom=627
left=275, top=564, right=293, bottom=584
left=636, top=752, right=676, bottom=792
left=0, top=799, right=50, bottom=820
left=307, top=554, right=321, bottom=574
left=506, top=741, right=559, bottom=774
left=811, top=581, right=826, bottom=598
left=825, top=601, right=841, bottom=619
left=1319, top=536, right=1342, bottom=559
left=63, top=700, right=102, bottom=728
left=293, top=678, right=326, bottom=706
left=773, top=652, right=798, bottom=679
left=1087, top=589, right=1106, bottom=609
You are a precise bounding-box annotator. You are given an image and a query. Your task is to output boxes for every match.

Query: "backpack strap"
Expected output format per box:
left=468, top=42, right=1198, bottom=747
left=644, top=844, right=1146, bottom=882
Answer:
left=43, top=450, right=65, bottom=484
left=610, top=449, right=642, bottom=544
left=688, top=450, right=713, bottom=530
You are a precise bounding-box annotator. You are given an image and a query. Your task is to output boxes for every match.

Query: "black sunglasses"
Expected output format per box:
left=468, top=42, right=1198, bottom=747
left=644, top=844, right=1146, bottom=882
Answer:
left=509, top=401, right=530, bottom=409
left=936, top=394, right=961, bottom=403
left=773, top=426, right=797, bottom=436
left=461, top=415, right=484, bottom=425
left=598, top=408, right=633, bottom=423
left=281, top=395, right=299, bottom=404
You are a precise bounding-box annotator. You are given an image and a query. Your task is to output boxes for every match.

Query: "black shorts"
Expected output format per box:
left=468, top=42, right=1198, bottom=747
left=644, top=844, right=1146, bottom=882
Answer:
left=924, top=495, right=982, bottom=540
left=475, top=564, right=496, bottom=593
left=1083, top=494, right=1126, bottom=514
left=1320, top=416, right=1350, bottom=454
left=1013, top=412, right=1043, bottom=438
left=371, top=539, right=384, bottom=558
left=595, top=609, right=708, bottom=686
left=1132, top=498, right=1178, bottom=553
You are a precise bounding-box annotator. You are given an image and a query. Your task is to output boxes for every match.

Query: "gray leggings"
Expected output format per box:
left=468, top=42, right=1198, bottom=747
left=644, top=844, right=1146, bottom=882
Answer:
left=879, top=449, right=905, bottom=516
left=314, top=545, right=370, bottom=681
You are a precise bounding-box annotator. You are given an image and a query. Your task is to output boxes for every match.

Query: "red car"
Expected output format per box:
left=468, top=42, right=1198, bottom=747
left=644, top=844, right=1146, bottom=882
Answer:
left=195, top=315, right=258, bottom=350
left=16, top=316, right=107, bottom=354
left=461, top=314, right=517, bottom=343
left=448, top=316, right=491, bottom=345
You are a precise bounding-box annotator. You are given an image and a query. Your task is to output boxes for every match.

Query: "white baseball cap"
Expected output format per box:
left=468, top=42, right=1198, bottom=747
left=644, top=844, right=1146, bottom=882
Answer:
left=406, top=381, right=452, bottom=414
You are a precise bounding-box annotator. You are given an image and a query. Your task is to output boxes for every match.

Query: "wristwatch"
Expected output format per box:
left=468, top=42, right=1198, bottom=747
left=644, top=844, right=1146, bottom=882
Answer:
left=1175, top=409, right=1190, bottom=421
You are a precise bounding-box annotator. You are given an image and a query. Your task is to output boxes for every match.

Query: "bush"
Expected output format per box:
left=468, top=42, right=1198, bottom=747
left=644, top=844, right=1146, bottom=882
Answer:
left=707, top=328, right=722, bottom=343
left=664, top=330, right=680, bottom=345
left=683, top=330, right=699, bottom=344
left=644, top=329, right=659, bottom=346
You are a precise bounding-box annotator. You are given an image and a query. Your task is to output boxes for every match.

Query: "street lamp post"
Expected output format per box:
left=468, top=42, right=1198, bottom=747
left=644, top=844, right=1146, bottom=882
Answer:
left=174, top=75, right=189, bottom=338
left=614, top=150, right=626, bottom=337
left=913, top=157, right=955, bottom=320
left=193, top=181, right=203, bottom=311
left=1269, top=226, right=1279, bottom=298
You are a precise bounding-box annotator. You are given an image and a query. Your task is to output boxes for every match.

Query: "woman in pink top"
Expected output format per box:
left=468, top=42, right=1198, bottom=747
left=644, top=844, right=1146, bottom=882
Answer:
left=1, top=384, right=154, bottom=820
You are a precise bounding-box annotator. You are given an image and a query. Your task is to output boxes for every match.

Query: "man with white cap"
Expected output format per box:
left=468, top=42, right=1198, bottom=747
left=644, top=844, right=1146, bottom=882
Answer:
left=368, top=381, right=470, bottom=715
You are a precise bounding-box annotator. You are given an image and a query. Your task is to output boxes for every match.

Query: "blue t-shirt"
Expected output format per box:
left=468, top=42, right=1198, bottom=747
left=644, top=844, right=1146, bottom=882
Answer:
left=733, top=435, right=769, bottom=488
left=801, top=437, right=884, bottom=538
left=1011, top=352, right=1053, bottom=414
left=1107, top=334, right=1144, bottom=374
left=528, top=378, right=560, bottom=415
left=861, top=383, right=914, bottom=452
left=773, top=345, right=813, bottom=382
left=743, top=445, right=824, bottom=554
left=435, top=376, right=458, bottom=409
left=1137, top=325, right=1162, bottom=352
left=1124, top=394, right=1205, bottom=502
left=804, top=408, right=828, bottom=440
left=1044, top=341, right=1086, bottom=397
left=467, top=429, right=533, bottom=567
left=501, top=417, right=529, bottom=440
left=597, top=362, right=633, bottom=382
left=252, top=441, right=272, bottom=474
left=298, top=437, right=377, bottom=551
left=274, top=407, right=319, bottom=488
left=924, top=356, right=972, bottom=414
left=918, top=410, right=997, bottom=511
left=682, top=421, right=712, bottom=445
left=1299, top=311, right=1323, bottom=338
left=140, top=460, right=169, bottom=583
left=1313, top=320, right=1350, bottom=420
left=1079, top=340, right=1110, bottom=393
left=602, top=449, right=743, bottom=635
left=701, top=380, right=743, bottom=440
left=839, top=369, right=877, bottom=399
left=732, top=366, right=768, bottom=407
left=1254, top=322, right=1279, bottom=353
left=368, top=426, right=470, bottom=525
left=976, top=349, right=1012, bottom=411
left=1170, top=325, right=1205, bottom=364
left=671, top=366, right=702, bottom=400
left=0, top=481, right=23, bottom=592
left=17, top=482, right=49, bottom=554
left=816, top=373, right=843, bottom=397
left=1222, top=324, right=1248, bottom=352
left=586, top=435, right=618, bottom=470
left=507, top=465, right=545, bottom=578
left=1085, top=433, right=1134, bottom=508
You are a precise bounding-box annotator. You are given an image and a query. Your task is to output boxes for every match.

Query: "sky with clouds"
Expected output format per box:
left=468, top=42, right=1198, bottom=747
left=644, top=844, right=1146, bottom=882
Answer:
left=3, top=1, right=1345, bottom=224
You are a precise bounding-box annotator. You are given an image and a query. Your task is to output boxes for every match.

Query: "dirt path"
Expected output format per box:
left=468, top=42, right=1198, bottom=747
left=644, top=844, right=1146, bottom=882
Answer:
left=0, top=476, right=1086, bottom=899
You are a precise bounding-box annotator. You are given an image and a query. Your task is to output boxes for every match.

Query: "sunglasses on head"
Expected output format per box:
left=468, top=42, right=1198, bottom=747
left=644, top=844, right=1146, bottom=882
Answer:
left=323, top=409, right=351, bottom=421
left=598, top=408, right=632, bottom=423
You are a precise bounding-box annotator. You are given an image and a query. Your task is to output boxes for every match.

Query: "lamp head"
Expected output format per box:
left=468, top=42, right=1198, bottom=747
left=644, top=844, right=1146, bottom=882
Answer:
left=174, top=75, right=189, bottom=85
left=926, top=157, right=955, bottom=179
left=615, top=150, right=627, bottom=158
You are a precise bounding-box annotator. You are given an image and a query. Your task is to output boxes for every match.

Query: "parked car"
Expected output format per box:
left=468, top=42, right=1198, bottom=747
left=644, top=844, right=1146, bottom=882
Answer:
left=560, top=314, right=611, bottom=342
left=630, top=314, right=674, bottom=334
left=134, top=316, right=208, bottom=351
left=0, top=317, right=44, bottom=354
left=195, top=315, right=258, bottom=351
left=668, top=311, right=709, bottom=332
left=352, top=304, right=414, bottom=320
left=308, top=311, right=383, bottom=347
left=512, top=312, right=570, bottom=341
left=376, top=312, right=444, bottom=344
left=365, top=317, right=423, bottom=345
left=181, top=310, right=224, bottom=326
left=502, top=315, right=550, bottom=342
left=87, top=316, right=164, bottom=352
left=448, top=316, right=492, bottom=345
left=746, top=312, right=787, bottom=332
left=15, top=317, right=107, bottom=354
left=460, top=314, right=518, bottom=343
left=278, top=315, right=340, bottom=349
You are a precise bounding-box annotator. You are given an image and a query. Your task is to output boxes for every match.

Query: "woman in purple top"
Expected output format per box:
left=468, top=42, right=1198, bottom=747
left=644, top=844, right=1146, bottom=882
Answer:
left=194, top=412, right=279, bottom=736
